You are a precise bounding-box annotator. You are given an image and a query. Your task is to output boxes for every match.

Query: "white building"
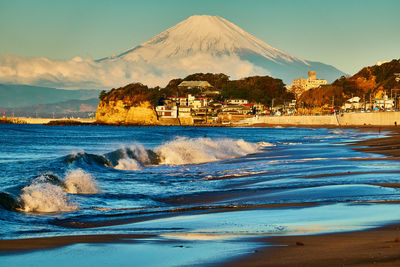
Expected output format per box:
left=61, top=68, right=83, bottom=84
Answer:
left=343, top=96, right=361, bottom=110
left=227, top=99, right=248, bottom=105
left=188, top=95, right=208, bottom=109
left=288, top=71, right=327, bottom=97
left=178, top=81, right=213, bottom=90
left=156, top=106, right=178, bottom=118
left=178, top=107, right=192, bottom=118
left=375, top=95, right=394, bottom=110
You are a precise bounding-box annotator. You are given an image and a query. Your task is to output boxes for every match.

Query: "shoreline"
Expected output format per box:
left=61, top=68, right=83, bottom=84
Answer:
left=1, top=110, right=399, bottom=127
left=221, top=223, right=400, bottom=267
left=220, top=126, right=400, bottom=266
left=1, top=124, right=399, bottom=265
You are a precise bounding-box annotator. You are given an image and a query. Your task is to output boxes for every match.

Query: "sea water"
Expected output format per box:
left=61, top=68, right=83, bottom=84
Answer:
left=1, top=124, right=400, bottom=266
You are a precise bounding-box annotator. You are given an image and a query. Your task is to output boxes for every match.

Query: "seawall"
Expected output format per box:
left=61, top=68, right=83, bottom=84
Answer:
left=243, top=112, right=400, bottom=126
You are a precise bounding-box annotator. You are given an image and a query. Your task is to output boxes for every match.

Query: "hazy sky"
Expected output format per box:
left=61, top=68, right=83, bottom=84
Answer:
left=0, top=0, right=399, bottom=75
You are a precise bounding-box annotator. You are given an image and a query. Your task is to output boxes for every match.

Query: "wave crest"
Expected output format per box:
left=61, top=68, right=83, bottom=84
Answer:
left=156, top=137, right=259, bottom=165
left=63, top=137, right=261, bottom=170
left=19, top=182, right=77, bottom=213
left=16, top=170, right=99, bottom=213
left=64, top=169, right=100, bottom=194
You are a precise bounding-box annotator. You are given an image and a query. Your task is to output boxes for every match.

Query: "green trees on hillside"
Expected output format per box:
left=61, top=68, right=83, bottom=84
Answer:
left=99, top=73, right=294, bottom=107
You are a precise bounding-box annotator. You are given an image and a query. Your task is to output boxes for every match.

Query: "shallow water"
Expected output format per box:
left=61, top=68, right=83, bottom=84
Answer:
left=0, top=124, right=399, bottom=266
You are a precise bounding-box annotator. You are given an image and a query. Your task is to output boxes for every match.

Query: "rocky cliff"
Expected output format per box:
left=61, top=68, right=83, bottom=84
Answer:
left=96, top=100, right=158, bottom=125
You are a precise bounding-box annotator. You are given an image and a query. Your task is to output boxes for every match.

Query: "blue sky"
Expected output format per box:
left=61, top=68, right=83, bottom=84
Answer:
left=0, top=0, right=399, bottom=75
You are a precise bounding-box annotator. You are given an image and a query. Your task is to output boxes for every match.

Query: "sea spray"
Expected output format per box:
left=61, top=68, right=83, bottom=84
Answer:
left=16, top=170, right=99, bottom=213
left=111, top=145, right=160, bottom=170
left=64, top=169, right=100, bottom=194
left=35, top=172, right=66, bottom=188
left=115, top=158, right=143, bottom=171
left=64, top=138, right=261, bottom=171
left=156, top=137, right=259, bottom=165
left=19, top=182, right=77, bottom=213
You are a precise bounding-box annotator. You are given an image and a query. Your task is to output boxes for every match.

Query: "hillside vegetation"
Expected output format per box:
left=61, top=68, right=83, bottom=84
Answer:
left=99, top=73, right=293, bottom=107
left=299, top=59, right=400, bottom=107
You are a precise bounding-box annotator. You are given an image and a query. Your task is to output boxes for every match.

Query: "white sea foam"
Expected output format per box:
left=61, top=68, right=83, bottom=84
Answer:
left=328, top=130, right=347, bottom=135
left=156, top=137, right=259, bottom=165
left=257, top=141, right=275, bottom=147
left=19, top=183, right=77, bottom=213
left=128, top=145, right=153, bottom=164
left=278, top=142, right=302, bottom=145
left=64, top=169, right=100, bottom=194
left=115, top=158, right=142, bottom=171
left=113, top=145, right=152, bottom=170
left=162, top=232, right=238, bottom=240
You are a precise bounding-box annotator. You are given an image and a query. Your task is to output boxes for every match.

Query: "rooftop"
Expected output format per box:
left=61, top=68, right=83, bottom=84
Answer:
left=178, top=81, right=212, bottom=88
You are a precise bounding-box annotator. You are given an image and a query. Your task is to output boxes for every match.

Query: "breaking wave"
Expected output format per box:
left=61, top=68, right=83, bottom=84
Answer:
left=114, top=158, right=142, bottom=171
left=156, top=137, right=259, bottom=165
left=65, top=137, right=261, bottom=170
left=64, top=169, right=100, bottom=194
left=2, top=170, right=100, bottom=213
left=18, top=182, right=77, bottom=213
left=107, top=145, right=160, bottom=171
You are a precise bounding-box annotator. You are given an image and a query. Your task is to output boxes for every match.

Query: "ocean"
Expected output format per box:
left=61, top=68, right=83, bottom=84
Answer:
left=1, top=124, right=400, bottom=266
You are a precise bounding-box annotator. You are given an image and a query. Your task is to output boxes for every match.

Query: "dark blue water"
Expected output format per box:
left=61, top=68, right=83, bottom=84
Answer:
left=1, top=124, right=400, bottom=266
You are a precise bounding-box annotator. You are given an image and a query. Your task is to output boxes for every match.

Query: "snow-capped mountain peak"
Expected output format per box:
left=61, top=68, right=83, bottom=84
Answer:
left=103, top=15, right=306, bottom=64
left=0, top=15, right=346, bottom=89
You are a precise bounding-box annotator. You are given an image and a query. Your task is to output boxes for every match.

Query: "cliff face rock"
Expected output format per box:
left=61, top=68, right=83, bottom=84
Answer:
left=96, top=100, right=158, bottom=125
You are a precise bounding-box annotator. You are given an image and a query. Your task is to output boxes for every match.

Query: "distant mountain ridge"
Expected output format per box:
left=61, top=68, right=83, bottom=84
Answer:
left=0, top=84, right=100, bottom=108
left=8, top=98, right=98, bottom=118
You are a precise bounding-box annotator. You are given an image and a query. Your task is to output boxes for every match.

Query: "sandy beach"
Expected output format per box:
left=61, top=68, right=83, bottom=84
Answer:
left=223, top=224, right=400, bottom=266
left=221, top=126, right=400, bottom=266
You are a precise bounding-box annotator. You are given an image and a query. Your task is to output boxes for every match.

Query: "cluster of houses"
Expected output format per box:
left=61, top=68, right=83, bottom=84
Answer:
left=342, top=94, right=398, bottom=112
left=155, top=75, right=399, bottom=124
left=288, top=71, right=400, bottom=113
left=155, top=81, right=266, bottom=124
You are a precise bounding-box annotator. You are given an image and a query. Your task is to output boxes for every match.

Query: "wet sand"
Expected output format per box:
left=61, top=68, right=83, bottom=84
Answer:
left=222, top=126, right=400, bottom=266
left=223, top=224, right=400, bottom=267
left=0, top=234, right=152, bottom=252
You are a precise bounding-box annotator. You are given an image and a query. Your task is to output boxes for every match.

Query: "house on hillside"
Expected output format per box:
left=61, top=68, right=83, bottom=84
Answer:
left=221, top=105, right=252, bottom=115
left=156, top=106, right=178, bottom=118
left=178, top=106, right=192, bottom=118
left=178, top=81, right=213, bottom=91
left=227, top=99, right=248, bottom=105
left=288, top=71, right=327, bottom=98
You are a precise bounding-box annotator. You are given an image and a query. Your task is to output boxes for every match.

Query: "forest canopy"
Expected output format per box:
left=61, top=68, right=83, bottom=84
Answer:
left=99, top=73, right=293, bottom=107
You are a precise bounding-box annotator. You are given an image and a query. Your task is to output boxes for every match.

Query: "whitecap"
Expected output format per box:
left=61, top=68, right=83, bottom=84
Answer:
left=19, top=183, right=77, bottom=213
left=64, top=169, right=100, bottom=194
left=156, top=137, right=259, bottom=165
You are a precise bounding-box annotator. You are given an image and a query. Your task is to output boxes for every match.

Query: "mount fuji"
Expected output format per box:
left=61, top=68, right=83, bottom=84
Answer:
left=98, top=15, right=345, bottom=84
left=0, top=15, right=345, bottom=89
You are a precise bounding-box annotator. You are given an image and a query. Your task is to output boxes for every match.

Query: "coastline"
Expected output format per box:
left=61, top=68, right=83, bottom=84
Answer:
left=1, top=124, right=399, bottom=265
left=1, top=111, right=399, bottom=127
left=220, top=126, right=400, bottom=266
left=222, top=223, right=400, bottom=267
